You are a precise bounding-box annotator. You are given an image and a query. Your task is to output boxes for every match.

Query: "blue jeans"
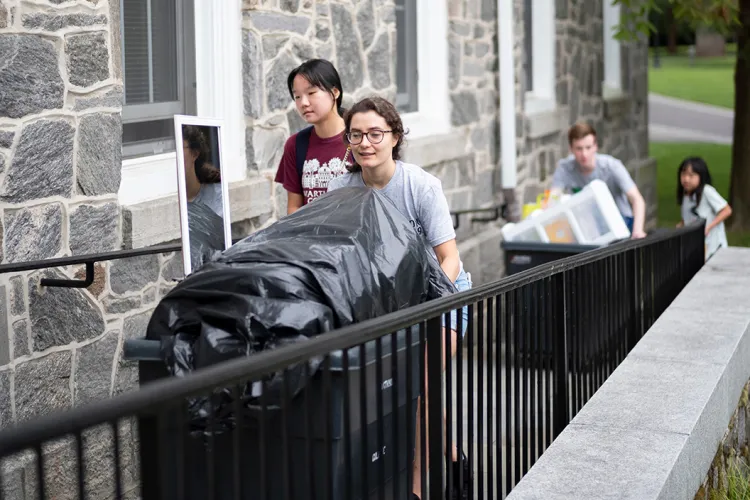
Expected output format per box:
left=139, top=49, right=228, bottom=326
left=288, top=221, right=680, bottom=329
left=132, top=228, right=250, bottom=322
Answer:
left=623, top=215, right=634, bottom=233
left=442, top=270, right=472, bottom=337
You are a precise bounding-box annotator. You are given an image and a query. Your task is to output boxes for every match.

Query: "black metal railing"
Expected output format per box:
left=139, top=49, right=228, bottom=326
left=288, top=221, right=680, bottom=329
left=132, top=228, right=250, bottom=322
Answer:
left=0, top=222, right=705, bottom=499
left=0, top=242, right=183, bottom=287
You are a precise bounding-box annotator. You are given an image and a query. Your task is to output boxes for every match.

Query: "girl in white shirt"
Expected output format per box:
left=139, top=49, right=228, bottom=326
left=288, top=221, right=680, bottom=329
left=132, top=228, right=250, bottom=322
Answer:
left=676, top=156, right=732, bottom=260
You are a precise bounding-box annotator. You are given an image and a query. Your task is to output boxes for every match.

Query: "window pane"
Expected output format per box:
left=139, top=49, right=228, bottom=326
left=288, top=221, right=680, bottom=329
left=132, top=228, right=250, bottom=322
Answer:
left=122, top=119, right=176, bottom=158
left=123, top=119, right=174, bottom=144
left=122, top=0, right=150, bottom=104
left=395, top=0, right=418, bottom=113
left=151, top=0, right=178, bottom=103
left=122, top=0, right=178, bottom=105
left=121, top=0, right=195, bottom=156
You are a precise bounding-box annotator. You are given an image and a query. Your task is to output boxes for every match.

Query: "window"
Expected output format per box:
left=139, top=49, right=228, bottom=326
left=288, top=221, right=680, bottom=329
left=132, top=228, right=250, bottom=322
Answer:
left=120, top=0, right=197, bottom=158
left=523, top=0, right=556, bottom=114
left=603, top=0, right=622, bottom=95
left=394, top=0, right=449, bottom=139
left=395, top=0, right=418, bottom=113
left=118, top=0, right=245, bottom=206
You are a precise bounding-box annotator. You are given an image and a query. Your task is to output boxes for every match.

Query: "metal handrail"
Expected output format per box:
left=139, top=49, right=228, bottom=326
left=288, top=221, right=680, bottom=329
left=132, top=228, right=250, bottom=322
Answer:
left=450, top=204, right=508, bottom=229
left=0, top=243, right=183, bottom=288
left=0, top=221, right=705, bottom=457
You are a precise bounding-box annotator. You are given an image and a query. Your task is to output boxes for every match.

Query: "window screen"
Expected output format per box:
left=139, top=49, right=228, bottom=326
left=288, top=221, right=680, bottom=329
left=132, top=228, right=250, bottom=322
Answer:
left=120, top=0, right=196, bottom=158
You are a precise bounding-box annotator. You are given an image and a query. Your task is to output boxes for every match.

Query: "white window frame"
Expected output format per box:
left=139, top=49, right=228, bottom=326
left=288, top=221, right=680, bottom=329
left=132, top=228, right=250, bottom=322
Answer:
left=603, top=0, right=623, bottom=96
left=118, top=0, right=245, bottom=206
left=523, top=0, right=556, bottom=115
left=395, top=0, right=418, bottom=112
left=399, top=0, right=450, bottom=139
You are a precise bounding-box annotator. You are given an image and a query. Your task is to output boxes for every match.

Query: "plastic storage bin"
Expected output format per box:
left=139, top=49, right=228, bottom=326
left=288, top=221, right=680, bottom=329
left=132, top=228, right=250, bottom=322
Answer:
left=129, top=331, right=421, bottom=500
left=501, top=179, right=631, bottom=245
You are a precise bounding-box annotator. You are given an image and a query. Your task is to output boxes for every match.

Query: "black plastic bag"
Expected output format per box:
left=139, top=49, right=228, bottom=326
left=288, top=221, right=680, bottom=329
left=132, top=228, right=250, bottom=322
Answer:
left=146, top=187, right=456, bottom=424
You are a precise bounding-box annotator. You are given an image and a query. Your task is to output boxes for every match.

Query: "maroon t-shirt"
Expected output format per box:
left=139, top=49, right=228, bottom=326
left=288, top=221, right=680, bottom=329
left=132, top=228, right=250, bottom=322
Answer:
left=274, top=129, right=351, bottom=206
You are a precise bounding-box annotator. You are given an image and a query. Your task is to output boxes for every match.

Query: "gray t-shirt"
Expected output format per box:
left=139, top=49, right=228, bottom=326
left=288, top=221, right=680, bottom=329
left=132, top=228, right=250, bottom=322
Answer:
left=192, top=182, right=224, bottom=218
left=681, top=184, right=728, bottom=258
left=327, top=160, right=461, bottom=267
left=552, top=154, right=636, bottom=217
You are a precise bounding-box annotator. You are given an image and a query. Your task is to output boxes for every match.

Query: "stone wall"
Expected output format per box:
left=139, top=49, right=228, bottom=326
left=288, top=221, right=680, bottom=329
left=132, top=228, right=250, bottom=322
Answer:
left=0, top=0, right=141, bottom=495
left=695, top=379, right=750, bottom=499
left=0, top=0, right=135, bottom=415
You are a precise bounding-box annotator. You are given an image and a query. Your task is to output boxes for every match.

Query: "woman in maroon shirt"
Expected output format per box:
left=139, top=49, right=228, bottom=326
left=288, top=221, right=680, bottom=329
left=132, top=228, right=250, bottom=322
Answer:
left=274, top=59, right=351, bottom=214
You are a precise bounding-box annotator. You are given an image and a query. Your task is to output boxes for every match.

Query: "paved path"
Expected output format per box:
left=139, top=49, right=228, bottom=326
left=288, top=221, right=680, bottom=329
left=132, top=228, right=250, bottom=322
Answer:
left=648, top=93, right=733, bottom=145
left=444, top=343, right=553, bottom=498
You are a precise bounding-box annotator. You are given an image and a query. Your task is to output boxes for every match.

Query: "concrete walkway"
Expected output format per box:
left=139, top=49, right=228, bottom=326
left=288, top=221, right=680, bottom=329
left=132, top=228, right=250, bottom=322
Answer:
left=439, top=343, right=553, bottom=497
left=649, top=93, right=733, bottom=145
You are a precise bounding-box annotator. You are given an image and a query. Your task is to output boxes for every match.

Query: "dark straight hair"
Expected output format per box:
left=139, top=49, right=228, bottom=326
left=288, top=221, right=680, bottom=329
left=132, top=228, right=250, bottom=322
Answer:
left=286, top=59, right=344, bottom=116
left=677, top=156, right=712, bottom=206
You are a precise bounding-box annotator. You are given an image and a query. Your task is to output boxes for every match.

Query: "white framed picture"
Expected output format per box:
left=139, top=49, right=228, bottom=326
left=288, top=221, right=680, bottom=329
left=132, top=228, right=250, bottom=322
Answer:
left=173, top=114, right=233, bottom=276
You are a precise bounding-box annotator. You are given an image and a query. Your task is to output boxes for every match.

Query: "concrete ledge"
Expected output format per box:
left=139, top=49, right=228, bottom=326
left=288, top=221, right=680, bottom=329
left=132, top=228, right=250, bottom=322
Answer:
left=507, top=247, right=750, bottom=500
left=122, top=177, right=274, bottom=248
left=526, top=106, right=569, bottom=140
left=603, top=88, right=632, bottom=118
left=402, top=133, right=468, bottom=167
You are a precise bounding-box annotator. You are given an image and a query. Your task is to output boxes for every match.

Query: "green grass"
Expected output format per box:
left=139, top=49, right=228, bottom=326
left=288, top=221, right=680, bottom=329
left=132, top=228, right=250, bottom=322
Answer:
left=709, top=456, right=750, bottom=500
left=650, top=142, right=750, bottom=247
left=648, top=44, right=736, bottom=109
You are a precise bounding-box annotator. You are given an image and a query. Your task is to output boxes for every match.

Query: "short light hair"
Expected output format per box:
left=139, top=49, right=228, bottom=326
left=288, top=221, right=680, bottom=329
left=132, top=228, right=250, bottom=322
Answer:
left=567, top=122, right=597, bottom=145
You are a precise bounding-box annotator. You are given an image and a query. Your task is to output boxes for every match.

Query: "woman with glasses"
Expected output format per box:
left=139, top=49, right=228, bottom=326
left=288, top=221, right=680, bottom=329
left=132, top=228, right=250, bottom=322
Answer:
left=327, top=96, right=472, bottom=500
left=274, top=59, right=351, bottom=214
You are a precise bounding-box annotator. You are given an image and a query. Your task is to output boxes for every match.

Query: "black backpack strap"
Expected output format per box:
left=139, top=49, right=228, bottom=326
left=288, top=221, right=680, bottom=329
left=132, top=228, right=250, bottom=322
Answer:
left=295, top=126, right=314, bottom=178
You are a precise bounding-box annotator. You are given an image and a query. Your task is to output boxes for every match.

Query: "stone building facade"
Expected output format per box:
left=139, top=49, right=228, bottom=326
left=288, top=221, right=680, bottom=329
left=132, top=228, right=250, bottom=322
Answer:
left=0, top=0, right=654, bottom=494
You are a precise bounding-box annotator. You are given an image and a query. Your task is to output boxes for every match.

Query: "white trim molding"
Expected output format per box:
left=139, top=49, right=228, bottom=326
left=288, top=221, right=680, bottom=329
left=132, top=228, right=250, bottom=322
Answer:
left=498, top=0, right=517, bottom=188
left=603, top=0, right=622, bottom=94
left=400, top=0, right=451, bottom=139
left=524, top=0, right=556, bottom=115
left=119, top=0, right=246, bottom=205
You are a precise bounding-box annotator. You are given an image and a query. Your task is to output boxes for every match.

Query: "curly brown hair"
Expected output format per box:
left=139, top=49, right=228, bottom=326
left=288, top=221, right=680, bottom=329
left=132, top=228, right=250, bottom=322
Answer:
left=343, top=97, right=407, bottom=173
left=183, top=125, right=221, bottom=184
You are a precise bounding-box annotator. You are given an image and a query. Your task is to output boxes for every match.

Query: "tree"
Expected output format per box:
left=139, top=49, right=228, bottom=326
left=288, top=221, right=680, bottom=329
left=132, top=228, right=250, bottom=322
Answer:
left=614, top=0, right=750, bottom=232
left=666, top=5, right=679, bottom=53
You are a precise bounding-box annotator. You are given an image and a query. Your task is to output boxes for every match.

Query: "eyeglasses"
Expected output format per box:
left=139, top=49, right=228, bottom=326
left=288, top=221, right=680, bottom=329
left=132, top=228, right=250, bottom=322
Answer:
left=346, top=129, right=392, bottom=145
